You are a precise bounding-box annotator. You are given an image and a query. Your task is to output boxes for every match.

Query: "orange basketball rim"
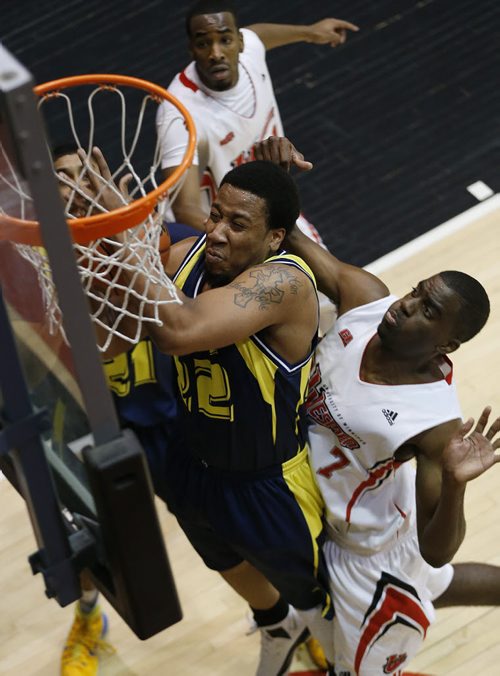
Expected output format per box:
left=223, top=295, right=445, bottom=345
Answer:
left=0, top=73, right=196, bottom=245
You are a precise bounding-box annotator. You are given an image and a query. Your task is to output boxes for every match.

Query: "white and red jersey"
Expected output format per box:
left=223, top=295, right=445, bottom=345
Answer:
left=307, top=295, right=462, bottom=555
left=156, top=28, right=284, bottom=210
left=156, top=28, right=337, bottom=336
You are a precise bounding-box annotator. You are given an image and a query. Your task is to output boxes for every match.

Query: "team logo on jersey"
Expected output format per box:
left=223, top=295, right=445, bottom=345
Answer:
left=382, top=408, right=398, bottom=425
left=383, top=653, right=407, bottom=673
left=306, top=364, right=360, bottom=450
left=355, top=572, right=429, bottom=674
left=219, top=131, right=235, bottom=146
left=338, top=328, right=353, bottom=346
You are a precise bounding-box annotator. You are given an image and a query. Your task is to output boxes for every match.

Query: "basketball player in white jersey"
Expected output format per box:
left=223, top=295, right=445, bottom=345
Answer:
left=156, top=0, right=358, bottom=335
left=254, top=136, right=500, bottom=675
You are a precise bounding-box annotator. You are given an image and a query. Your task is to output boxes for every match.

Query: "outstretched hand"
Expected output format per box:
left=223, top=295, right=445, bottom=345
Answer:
left=76, top=146, right=132, bottom=213
left=307, top=18, right=359, bottom=47
left=253, top=136, right=313, bottom=173
left=442, top=407, right=500, bottom=484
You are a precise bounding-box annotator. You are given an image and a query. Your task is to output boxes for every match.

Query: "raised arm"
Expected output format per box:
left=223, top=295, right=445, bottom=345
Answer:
left=127, top=259, right=318, bottom=361
left=156, top=103, right=207, bottom=232
left=414, top=408, right=500, bottom=567
left=163, top=165, right=207, bottom=231
left=286, top=225, right=388, bottom=315
left=247, top=18, right=359, bottom=50
left=253, top=135, right=388, bottom=314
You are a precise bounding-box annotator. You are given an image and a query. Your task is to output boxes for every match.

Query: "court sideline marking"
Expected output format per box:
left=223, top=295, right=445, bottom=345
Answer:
left=365, top=193, right=500, bottom=274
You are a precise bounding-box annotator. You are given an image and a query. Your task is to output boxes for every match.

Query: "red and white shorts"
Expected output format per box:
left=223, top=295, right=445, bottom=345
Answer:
left=324, top=529, right=453, bottom=675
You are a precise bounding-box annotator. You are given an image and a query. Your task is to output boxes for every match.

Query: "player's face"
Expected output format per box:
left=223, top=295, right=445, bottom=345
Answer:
left=188, top=12, right=243, bottom=91
left=377, top=274, right=462, bottom=357
left=54, top=152, right=99, bottom=218
left=204, top=183, right=285, bottom=288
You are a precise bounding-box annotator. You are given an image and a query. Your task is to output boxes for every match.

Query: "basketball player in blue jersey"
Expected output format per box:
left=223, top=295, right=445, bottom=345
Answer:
left=54, top=145, right=184, bottom=676
left=59, top=337, right=180, bottom=676
left=102, top=157, right=334, bottom=675
left=56, top=146, right=327, bottom=674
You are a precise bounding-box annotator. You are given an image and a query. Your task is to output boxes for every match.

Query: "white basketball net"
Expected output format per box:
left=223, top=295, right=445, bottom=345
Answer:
left=0, top=81, right=189, bottom=353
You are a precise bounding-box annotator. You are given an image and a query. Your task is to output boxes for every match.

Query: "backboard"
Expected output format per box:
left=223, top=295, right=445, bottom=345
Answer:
left=0, top=43, right=182, bottom=639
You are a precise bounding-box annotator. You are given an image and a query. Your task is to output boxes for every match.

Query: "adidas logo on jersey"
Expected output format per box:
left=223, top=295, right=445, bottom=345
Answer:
left=382, top=409, right=398, bottom=425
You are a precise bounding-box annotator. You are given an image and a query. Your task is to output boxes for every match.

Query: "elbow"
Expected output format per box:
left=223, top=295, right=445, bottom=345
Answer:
left=147, top=325, right=198, bottom=357
left=420, top=547, right=453, bottom=569
left=145, top=327, right=183, bottom=356
left=418, top=532, right=465, bottom=569
left=151, top=335, right=187, bottom=356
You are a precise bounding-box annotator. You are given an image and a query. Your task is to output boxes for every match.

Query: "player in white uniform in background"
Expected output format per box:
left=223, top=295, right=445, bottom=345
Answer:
left=156, top=0, right=358, bottom=335
left=254, top=136, right=500, bottom=676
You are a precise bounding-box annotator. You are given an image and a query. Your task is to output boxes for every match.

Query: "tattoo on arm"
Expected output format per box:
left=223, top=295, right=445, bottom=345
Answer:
left=228, top=265, right=302, bottom=309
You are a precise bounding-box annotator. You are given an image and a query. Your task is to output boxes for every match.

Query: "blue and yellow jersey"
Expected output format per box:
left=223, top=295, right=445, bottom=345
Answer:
left=102, top=337, right=177, bottom=427
left=172, top=235, right=318, bottom=471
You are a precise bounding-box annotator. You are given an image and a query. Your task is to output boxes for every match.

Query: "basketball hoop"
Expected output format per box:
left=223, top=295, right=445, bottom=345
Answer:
left=0, top=74, right=196, bottom=352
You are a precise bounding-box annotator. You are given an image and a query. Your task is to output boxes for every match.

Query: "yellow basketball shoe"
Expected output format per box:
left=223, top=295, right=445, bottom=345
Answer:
left=305, top=635, right=329, bottom=670
left=61, top=604, right=115, bottom=675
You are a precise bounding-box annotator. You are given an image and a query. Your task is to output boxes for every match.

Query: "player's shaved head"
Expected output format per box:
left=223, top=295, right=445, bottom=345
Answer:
left=440, top=270, right=490, bottom=343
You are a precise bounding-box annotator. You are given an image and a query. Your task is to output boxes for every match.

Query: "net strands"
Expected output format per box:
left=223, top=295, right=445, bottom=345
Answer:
left=0, top=141, right=32, bottom=221
left=0, top=76, right=195, bottom=353
left=16, top=222, right=179, bottom=353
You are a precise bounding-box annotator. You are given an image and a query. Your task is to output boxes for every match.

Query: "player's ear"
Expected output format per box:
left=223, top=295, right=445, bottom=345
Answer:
left=438, top=339, right=461, bottom=355
left=269, top=228, right=286, bottom=253
left=238, top=30, right=244, bottom=53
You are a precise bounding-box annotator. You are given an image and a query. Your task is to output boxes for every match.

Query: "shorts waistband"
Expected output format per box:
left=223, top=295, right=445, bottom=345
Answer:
left=191, top=446, right=309, bottom=481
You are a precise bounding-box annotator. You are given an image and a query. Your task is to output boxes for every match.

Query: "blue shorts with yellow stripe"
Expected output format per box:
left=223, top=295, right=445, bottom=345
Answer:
left=164, top=445, right=333, bottom=615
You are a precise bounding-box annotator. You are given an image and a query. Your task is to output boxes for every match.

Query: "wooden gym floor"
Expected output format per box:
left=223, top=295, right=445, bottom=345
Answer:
left=1, top=195, right=499, bottom=675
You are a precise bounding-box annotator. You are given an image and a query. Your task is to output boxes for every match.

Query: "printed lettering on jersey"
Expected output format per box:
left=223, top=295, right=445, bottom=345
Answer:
left=383, top=653, right=407, bottom=673
left=200, top=169, right=218, bottom=206
left=104, top=340, right=156, bottom=397
left=231, top=145, right=256, bottom=168
left=306, top=363, right=360, bottom=451
left=338, top=328, right=353, bottom=346
left=176, top=356, right=234, bottom=422
left=219, top=131, right=235, bottom=146
left=230, top=111, right=278, bottom=169
left=317, top=446, right=350, bottom=479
